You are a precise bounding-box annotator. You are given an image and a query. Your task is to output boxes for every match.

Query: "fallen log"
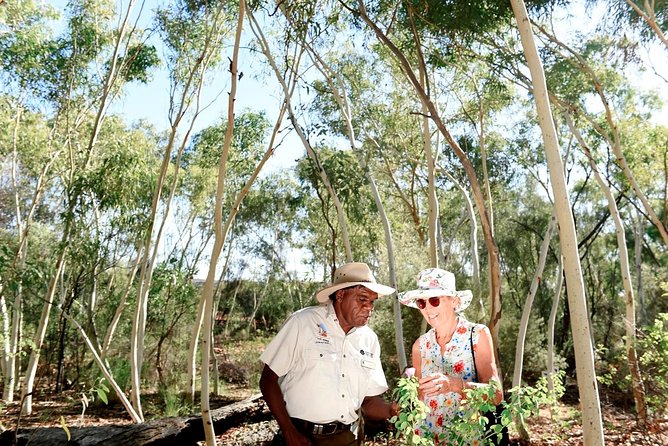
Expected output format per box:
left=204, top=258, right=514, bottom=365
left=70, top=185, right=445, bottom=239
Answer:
left=0, top=393, right=271, bottom=446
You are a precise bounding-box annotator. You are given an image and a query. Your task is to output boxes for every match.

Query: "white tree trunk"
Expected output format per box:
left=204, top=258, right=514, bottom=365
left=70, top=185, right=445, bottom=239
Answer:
left=547, top=256, right=564, bottom=395
left=248, top=7, right=352, bottom=264
left=510, top=2, right=604, bottom=443
left=185, top=96, right=289, bottom=403
left=353, top=1, right=503, bottom=367
left=439, top=167, right=483, bottom=316
left=200, top=3, right=244, bottom=443
left=61, top=308, right=142, bottom=423
left=634, top=212, right=646, bottom=326
left=512, top=212, right=555, bottom=389
left=565, top=113, right=647, bottom=422
left=512, top=212, right=555, bottom=439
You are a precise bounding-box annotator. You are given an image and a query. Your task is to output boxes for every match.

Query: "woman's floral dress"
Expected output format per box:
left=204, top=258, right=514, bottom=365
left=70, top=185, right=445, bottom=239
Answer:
left=417, top=316, right=489, bottom=444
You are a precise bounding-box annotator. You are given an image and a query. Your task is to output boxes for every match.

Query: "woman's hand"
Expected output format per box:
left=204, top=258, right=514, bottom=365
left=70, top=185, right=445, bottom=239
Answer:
left=419, top=373, right=466, bottom=397
left=419, top=373, right=450, bottom=397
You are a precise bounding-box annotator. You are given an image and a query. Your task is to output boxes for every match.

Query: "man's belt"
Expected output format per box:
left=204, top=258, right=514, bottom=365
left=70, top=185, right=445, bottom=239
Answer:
left=290, top=417, right=352, bottom=436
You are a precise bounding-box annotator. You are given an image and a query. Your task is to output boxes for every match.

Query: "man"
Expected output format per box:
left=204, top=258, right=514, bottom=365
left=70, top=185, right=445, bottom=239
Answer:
left=260, top=262, right=399, bottom=446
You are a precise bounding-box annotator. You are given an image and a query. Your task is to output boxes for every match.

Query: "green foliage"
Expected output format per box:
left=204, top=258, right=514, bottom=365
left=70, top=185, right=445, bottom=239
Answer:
left=155, top=0, right=232, bottom=82
left=391, top=372, right=565, bottom=445
left=159, top=385, right=191, bottom=417
left=637, top=312, right=668, bottom=415
left=443, top=373, right=564, bottom=445
left=389, top=372, right=431, bottom=446
left=115, top=43, right=160, bottom=83
left=80, top=377, right=110, bottom=419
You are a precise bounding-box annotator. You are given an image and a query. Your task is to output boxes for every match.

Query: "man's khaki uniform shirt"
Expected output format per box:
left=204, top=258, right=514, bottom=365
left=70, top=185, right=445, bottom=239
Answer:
left=260, top=303, right=388, bottom=424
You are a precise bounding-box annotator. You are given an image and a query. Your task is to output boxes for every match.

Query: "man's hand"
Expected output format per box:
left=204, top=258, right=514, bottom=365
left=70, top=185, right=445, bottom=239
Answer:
left=282, top=425, right=312, bottom=446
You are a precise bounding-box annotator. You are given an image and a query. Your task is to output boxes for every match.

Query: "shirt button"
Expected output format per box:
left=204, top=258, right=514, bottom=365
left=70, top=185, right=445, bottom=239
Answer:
left=341, top=394, right=345, bottom=398
left=343, top=354, right=346, bottom=358
left=342, top=374, right=345, bottom=377
left=320, top=354, right=323, bottom=357
left=341, top=415, right=344, bottom=419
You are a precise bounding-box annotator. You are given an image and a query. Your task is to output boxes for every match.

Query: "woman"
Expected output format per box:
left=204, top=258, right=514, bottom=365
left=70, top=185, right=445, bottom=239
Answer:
left=399, top=268, right=504, bottom=444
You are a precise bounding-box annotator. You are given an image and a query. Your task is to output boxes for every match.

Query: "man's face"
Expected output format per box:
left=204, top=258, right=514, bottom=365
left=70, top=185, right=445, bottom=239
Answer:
left=335, top=285, right=379, bottom=330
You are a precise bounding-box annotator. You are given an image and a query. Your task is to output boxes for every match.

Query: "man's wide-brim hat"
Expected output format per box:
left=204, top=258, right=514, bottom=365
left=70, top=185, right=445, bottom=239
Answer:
left=315, top=262, right=396, bottom=304
left=398, top=268, right=473, bottom=312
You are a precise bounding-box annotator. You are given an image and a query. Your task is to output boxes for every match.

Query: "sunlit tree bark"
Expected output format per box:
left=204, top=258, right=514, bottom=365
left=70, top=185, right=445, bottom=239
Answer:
left=510, top=1, right=604, bottom=443
left=349, top=1, right=503, bottom=371
left=564, top=111, right=647, bottom=423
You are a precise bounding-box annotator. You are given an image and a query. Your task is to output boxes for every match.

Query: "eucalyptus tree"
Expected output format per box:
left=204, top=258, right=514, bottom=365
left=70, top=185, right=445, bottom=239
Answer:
left=510, top=0, right=604, bottom=442
left=531, top=24, right=668, bottom=422
left=247, top=3, right=354, bottom=270
left=183, top=107, right=276, bottom=404
left=277, top=15, right=411, bottom=367
left=342, top=0, right=514, bottom=360
left=605, top=0, right=668, bottom=49
left=534, top=26, right=668, bottom=248
left=130, top=0, right=235, bottom=418
left=0, top=0, right=159, bottom=414
left=0, top=0, right=60, bottom=403
left=563, top=111, right=647, bottom=421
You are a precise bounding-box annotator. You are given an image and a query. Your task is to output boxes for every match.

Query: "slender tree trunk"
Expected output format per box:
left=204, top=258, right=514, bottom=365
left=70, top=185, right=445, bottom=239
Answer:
left=547, top=256, right=564, bottom=396
left=510, top=2, right=604, bottom=443
left=136, top=4, right=230, bottom=411
left=296, top=34, right=407, bottom=371
left=352, top=1, right=503, bottom=372
left=102, top=256, right=141, bottom=358
left=440, top=168, right=483, bottom=317
left=512, top=212, right=556, bottom=439
left=199, top=3, right=244, bottom=443
left=21, top=219, right=72, bottom=414
left=60, top=308, right=142, bottom=422
left=624, top=0, right=668, bottom=49
left=634, top=212, right=647, bottom=326
left=248, top=7, right=352, bottom=264
left=186, top=98, right=288, bottom=403
left=565, top=113, right=647, bottom=423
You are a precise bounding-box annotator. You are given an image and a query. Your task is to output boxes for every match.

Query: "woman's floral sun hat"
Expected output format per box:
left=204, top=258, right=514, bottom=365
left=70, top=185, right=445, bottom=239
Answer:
left=398, top=268, right=473, bottom=312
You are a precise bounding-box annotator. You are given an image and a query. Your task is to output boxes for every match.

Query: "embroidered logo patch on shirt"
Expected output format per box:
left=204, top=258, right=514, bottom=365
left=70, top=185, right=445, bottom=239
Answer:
left=315, top=322, right=331, bottom=345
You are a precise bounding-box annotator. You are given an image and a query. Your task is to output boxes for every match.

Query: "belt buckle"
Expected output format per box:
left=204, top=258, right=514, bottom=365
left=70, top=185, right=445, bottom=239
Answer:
left=313, top=423, right=324, bottom=435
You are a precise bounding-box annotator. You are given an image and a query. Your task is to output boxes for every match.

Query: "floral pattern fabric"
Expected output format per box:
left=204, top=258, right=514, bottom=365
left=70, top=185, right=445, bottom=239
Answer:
left=417, top=316, right=489, bottom=444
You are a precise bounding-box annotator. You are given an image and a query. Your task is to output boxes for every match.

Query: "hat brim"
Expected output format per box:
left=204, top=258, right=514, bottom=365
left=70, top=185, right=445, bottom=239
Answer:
left=315, top=282, right=396, bottom=304
left=398, top=289, right=473, bottom=312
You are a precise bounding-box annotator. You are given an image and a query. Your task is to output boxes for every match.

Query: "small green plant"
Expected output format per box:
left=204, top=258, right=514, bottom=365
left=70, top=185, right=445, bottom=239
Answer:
left=442, top=379, right=505, bottom=446
left=389, top=368, right=431, bottom=446
left=160, top=385, right=190, bottom=417
left=439, top=372, right=565, bottom=445
left=80, top=377, right=109, bottom=420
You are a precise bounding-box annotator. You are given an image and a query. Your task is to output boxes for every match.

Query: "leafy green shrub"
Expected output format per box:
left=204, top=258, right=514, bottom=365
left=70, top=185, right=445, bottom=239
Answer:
left=389, top=369, right=431, bottom=446
left=390, top=370, right=564, bottom=446
left=637, top=313, right=668, bottom=416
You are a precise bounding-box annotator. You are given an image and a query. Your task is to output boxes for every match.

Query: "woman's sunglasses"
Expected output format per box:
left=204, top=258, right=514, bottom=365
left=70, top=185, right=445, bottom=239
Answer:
left=415, top=296, right=442, bottom=309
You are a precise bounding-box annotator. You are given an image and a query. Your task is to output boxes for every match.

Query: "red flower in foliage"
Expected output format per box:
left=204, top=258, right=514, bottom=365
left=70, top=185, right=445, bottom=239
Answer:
left=436, top=414, right=444, bottom=426
left=453, top=361, right=465, bottom=374
left=457, top=325, right=467, bottom=334
left=430, top=399, right=438, bottom=410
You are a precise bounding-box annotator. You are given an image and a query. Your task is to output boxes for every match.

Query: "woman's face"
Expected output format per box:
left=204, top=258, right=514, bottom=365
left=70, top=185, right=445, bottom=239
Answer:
left=418, top=295, right=458, bottom=325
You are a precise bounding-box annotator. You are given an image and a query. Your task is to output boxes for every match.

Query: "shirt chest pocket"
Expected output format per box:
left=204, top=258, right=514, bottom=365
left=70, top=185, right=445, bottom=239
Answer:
left=307, top=348, right=338, bottom=363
